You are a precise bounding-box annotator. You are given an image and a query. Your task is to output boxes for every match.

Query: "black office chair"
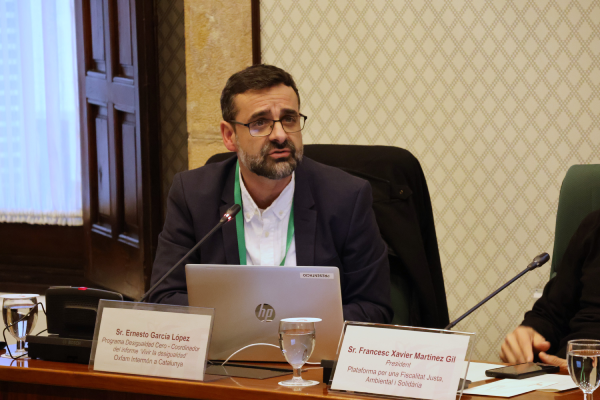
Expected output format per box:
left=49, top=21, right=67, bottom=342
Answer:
left=206, top=144, right=449, bottom=329
left=549, top=164, right=600, bottom=279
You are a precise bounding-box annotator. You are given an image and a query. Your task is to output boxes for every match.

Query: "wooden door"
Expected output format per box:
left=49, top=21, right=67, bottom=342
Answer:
left=75, top=0, right=161, bottom=299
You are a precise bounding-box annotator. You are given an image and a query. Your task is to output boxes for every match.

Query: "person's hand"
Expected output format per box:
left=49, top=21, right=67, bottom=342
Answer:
left=538, top=352, right=568, bottom=374
left=500, top=326, right=551, bottom=364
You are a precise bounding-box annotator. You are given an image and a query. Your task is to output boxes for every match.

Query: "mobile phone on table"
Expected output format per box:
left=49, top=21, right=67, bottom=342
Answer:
left=485, top=362, right=560, bottom=379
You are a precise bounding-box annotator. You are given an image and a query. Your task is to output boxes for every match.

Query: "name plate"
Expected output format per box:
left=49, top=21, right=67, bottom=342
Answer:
left=90, top=300, right=213, bottom=381
left=330, top=322, right=475, bottom=400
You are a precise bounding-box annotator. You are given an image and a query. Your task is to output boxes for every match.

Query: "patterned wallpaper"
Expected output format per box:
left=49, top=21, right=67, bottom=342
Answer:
left=156, top=0, right=188, bottom=221
left=261, top=0, right=600, bottom=361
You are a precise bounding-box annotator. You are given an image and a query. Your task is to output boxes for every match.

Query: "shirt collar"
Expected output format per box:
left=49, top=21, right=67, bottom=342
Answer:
left=239, top=169, right=295, bottom=223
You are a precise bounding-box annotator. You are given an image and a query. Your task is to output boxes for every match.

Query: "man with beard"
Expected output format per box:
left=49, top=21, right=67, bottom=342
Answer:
left=149, top=65, right=392, bottom=323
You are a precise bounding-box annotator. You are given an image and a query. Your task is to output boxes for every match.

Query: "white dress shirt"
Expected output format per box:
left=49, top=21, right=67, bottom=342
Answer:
left=239, top=169, right=297, bottom=266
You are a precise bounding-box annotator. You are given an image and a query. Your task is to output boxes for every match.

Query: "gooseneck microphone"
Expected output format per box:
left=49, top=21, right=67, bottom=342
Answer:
left=139, top=204, right=241, bottom=303
left=444, top=253, right=550, bottom=330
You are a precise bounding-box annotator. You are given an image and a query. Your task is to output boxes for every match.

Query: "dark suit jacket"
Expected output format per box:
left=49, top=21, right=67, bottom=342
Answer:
left=149, top=156, right=393, bottom=323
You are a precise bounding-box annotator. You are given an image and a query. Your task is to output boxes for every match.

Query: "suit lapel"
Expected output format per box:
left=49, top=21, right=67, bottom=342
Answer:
left=221, top=161, right=240, bottom=265
left=294, top=163, right=317, bottom=266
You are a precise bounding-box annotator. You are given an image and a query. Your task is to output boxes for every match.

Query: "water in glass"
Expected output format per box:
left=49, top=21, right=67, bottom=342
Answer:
left=567, top=339, right=600, bottom=400
left=1, top=294, right=39, bottom=359
left=3, top=304, right=38, bottom=339
left=280, top=328, right=315, bottom=368
left=278, top=318, right=321, bottom=387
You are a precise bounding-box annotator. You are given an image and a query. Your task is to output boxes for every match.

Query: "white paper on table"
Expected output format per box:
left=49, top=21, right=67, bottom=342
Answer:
left=533, top=375, right=578, bottom=392
left=462, top=375, right=558, bottom=397
left=462, top=362, right=501, bottom=383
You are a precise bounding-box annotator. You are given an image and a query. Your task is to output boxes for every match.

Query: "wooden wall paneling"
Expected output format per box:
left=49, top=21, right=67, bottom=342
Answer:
left=111, top=81, right=135, bottom=106
left=84, top=101, right=100, bottom=237
left=0, top=224, right=90, bottom=293
left=108, top=104, right=124, bottom=240
left=92, top=105, right=111, bottom=228
left=90, top=0, right=105, bottom=72
left=251, top=0, right=260, bottom=65
left=116, top=0, right=134, bottom=78
left=75, top=0, right=161, bottom=299
left=134, top=0, right=162, bottom=291
left=119, top=111, right=139, bottom=246
left=89, top=231, right=139, bottom=294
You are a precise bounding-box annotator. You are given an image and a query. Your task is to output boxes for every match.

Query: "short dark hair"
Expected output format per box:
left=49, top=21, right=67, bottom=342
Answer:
left=220, top=64, right=301, bottom=122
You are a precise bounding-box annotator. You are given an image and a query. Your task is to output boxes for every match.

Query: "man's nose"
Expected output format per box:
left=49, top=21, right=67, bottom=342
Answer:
left=268, top=120, right=288, bottom=144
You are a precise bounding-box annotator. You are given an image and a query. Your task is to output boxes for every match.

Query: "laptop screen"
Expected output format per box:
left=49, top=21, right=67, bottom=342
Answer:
left=185, top=264, right=344, bottom=362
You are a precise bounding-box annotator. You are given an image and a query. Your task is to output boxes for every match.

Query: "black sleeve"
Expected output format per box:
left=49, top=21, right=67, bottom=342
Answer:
left=148, top=173, right=196, bottom=305
left=340, top=182, right=394, bottom=324
left=521, top=211, right=600, bottom=353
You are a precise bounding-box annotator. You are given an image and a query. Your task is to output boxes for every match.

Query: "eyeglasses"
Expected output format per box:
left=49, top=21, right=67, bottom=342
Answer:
left=229, top=114, right=307, bottom=137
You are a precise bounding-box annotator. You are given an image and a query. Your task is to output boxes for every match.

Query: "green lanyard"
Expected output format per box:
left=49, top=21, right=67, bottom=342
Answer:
left=234, top=161, right=295, bottom=266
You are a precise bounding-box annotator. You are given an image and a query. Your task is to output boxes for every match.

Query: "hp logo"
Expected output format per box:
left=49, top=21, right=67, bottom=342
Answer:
left=255, top=304, right=275, bottom=322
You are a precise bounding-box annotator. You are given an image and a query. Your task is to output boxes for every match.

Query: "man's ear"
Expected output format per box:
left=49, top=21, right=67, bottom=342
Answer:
left=220, top=121, right=237, bottom=152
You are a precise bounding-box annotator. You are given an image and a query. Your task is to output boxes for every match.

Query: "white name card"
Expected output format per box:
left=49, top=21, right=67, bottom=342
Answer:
left=330, top=323, right=474, bottom=400
left=90, top=301, right=213, bottom=381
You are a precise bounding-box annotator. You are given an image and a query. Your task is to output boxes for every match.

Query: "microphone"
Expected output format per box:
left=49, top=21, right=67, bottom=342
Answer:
left=444, top=253, right=550, bottom=330
left=527, top=253, right=550, bottom=269
left=139, top=204, right=241, bottom=302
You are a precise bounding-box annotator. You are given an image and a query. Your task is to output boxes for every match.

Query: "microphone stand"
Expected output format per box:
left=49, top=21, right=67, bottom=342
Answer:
left=444, top=253, right=550, bottom=330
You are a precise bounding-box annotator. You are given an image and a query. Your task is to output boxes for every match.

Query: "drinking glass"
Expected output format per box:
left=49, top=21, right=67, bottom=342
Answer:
left=1, top=294, right=39, bottom=359
left=278, top=318, right=321, bottom=387
left=567, top=339, right=600, bottom=400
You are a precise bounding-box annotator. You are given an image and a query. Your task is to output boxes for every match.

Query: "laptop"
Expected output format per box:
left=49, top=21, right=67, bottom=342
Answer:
left=185, top=264, right=344, bottom=362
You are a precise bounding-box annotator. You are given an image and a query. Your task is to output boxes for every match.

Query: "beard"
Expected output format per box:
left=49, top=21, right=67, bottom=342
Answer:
left=236, top=138, right=303, bottom=180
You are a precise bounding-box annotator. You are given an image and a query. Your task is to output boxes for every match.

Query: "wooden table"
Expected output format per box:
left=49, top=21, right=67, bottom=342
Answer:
left=0, top=347, right=582, bottom=400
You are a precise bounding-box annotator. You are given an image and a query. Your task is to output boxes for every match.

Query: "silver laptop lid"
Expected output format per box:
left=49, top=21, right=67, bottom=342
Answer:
left=185, top=264, right=344, bottom=362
